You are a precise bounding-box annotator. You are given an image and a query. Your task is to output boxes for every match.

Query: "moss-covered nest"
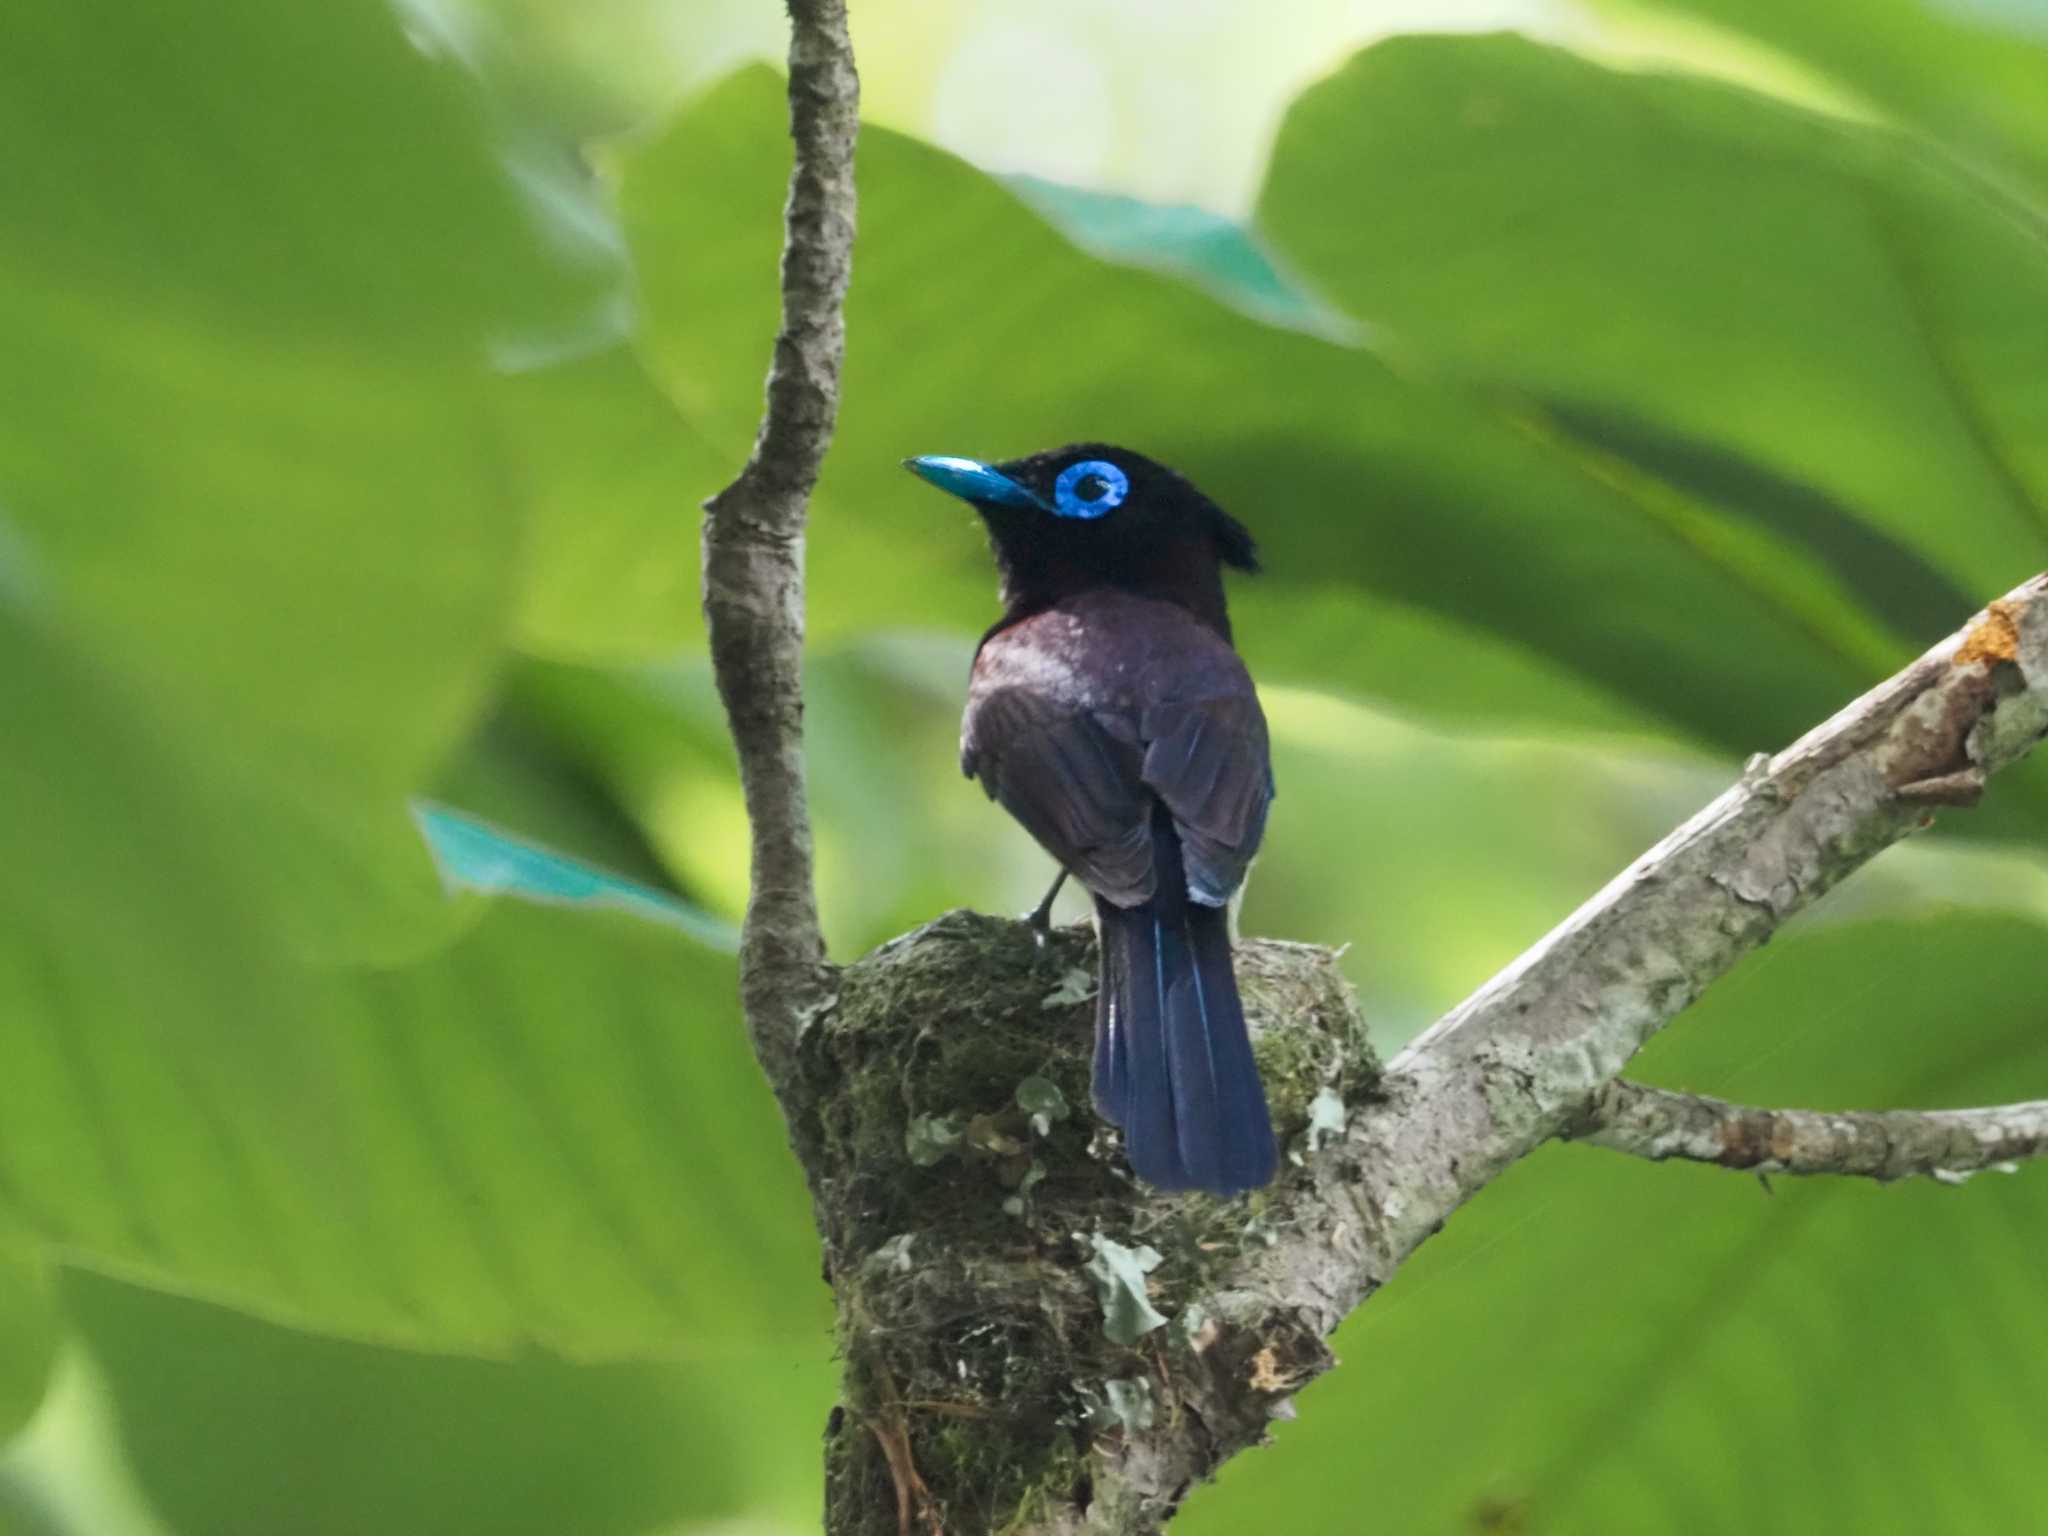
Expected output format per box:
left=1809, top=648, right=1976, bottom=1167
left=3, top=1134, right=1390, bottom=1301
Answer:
left=802, top=910, right=1375, bottom=1535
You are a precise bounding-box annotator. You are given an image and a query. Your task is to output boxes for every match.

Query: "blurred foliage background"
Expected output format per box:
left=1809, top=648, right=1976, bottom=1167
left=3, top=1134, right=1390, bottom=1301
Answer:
left=3, top=0, right=2047, bottom=1531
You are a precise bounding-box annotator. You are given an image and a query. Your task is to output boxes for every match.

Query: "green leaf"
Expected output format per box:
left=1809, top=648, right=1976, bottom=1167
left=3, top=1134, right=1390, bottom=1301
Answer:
left=1256, top=34, right=2048, bottom=837
left=0, top=605, right=818, bottom=1356
left=498, top=345, right=724, bottom=661
left=1003, top=175, right=1350, bottom=337
left=8, top=896, right=820, bottom=1358
left=906, top=1115, right=965, bottom=1169
left=1181, top=912, right=2048, bottom=1533
left=1603, top=0, right=2048, bottom=196
left=1016, top=1076, right=1072, bottom=1137
left=1258, top=37, right=2048, bottom=620
left=0, top=0, right=616, bottom=960
left=1081, top=1234, right=1169, bottom=1346
left=0, top=1245, right=56, bottom=1449
left=416, top=804, right=736, bottom=950
left=67, top=1270, right=837, bottom=1536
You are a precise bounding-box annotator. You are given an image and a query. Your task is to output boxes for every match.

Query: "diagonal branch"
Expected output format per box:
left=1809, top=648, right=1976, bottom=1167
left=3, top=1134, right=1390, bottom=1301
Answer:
left=1225, top=572, right=2048, bottom=1380
left=1571, top=1079, right=2048, bottom=1182
left=700, top=0, right=857, bottom=1100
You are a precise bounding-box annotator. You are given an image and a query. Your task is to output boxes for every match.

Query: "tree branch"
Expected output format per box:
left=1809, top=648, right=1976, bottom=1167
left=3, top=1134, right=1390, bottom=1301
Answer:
left=1326, top=573, right=2048, bottom=1298
left=1572, top=1079, right=2048, bottom=1181
left=700, top=0, right=857, bottom=1099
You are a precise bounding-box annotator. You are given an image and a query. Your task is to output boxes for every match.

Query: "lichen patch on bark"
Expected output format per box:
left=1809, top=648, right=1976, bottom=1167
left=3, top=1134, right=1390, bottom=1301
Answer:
left=1954, top=599, right=2023, bottom=667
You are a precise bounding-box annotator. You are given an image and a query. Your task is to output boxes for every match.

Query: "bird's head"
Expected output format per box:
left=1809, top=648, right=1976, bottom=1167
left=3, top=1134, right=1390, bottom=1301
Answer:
left=904, top=442, right=1257, bottom=633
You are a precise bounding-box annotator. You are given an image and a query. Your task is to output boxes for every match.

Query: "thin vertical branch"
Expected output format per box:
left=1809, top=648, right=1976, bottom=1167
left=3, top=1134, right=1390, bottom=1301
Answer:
left=701, top=0, right=857, bottom=1099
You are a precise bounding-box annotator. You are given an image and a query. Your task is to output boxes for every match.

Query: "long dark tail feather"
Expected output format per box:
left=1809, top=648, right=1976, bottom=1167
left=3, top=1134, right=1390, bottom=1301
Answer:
left=1091, top=827, right=1277, bottom=1195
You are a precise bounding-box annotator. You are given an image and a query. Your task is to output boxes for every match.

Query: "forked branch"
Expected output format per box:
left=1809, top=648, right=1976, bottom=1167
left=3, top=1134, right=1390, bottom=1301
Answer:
left=1321, top=575, right=2048, bottom=1319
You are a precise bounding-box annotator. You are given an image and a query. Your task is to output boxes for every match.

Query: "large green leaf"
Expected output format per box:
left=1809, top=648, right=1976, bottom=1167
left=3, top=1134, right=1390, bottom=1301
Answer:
left=614, top=68, right=1917, bottom=755
left=67, top=1272, right=834, bottom=1536
left=499, top=344, right=723, bottom=661
left=1183, top=912, right=2048, bottom=1533
left=1605, top=0, right=2048, bottom=197
left=3, top=902, right=820, bottom=1357
left=1254, top=34, right=2048, bottom=837
left=0, top=1245, right=55, bottom=1450
left=0, top=603, right=817, bottom=1355
left=1258, top=36, right=2048, bottom=619
left=0, top=0, right=617, bottom=959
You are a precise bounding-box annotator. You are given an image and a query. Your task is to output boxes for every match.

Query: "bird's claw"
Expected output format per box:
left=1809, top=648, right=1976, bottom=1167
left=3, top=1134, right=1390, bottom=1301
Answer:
left=1021, top=869, right=1067, bottom=947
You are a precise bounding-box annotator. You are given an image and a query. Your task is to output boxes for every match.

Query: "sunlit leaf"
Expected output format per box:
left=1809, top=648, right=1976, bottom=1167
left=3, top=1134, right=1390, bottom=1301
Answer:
left=0, top=0, right=617, bottom=959
left=0, top=1244, right=55, bottom=1449
left=1603, top=0, right=2048, bottom=196
left=69, top=1272, right=834, bottom=1536
left=416, top=804, right=735, bottom=949
left=1259, top=36, right=2048, bottom=618
left=0, top=607, right=816, bottom=1356
left=499, top=344, right=721, bottom=661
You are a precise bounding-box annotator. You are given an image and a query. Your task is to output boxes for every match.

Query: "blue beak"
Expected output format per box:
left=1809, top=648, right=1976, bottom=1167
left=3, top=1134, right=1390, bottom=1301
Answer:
left=903, top=454, right=1049, bottom=511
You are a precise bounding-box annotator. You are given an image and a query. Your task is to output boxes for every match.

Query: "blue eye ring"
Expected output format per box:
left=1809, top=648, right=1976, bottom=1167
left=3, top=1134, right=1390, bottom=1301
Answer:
left=1052, top=460, right=1128, bottom=520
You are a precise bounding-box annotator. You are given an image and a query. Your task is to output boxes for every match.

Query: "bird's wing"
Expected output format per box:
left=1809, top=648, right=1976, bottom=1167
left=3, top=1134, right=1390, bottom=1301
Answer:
left=962, top=686, right=1155, bottom=907
left=1140, top=687, right=1273, bottom=906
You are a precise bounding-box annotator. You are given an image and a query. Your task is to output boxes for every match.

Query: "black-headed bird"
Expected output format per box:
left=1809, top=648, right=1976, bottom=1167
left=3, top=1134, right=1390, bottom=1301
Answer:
left=905, top=444, right=1278, bottom=1195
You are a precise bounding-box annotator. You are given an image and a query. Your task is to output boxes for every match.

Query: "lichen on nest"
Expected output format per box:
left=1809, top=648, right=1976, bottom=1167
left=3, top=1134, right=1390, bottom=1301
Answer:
left=803, top=909, right=1376, bottom=1534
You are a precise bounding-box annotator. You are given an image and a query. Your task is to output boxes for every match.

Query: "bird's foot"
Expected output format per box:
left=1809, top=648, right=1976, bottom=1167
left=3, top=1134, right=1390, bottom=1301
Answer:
left=1022, top=869, right=1067, bottom=947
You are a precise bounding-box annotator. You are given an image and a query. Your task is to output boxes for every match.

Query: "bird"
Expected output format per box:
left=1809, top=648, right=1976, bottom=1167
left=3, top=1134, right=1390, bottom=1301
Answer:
left=904, top=443, right=1279, bottom=1196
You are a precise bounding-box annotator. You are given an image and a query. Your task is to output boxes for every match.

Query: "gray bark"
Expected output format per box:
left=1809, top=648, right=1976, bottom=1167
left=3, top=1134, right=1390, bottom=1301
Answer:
left=1574, top=1080, right=2048, bottom=1181
left=700, top=0, right=856, bottom=1100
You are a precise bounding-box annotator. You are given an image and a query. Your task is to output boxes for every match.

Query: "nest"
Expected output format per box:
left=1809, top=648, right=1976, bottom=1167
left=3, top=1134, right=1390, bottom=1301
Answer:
left=800, top=910, right=1375, bottom=1535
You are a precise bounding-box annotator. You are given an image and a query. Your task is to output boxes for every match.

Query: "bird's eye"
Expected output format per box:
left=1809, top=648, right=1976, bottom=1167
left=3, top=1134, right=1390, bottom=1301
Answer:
left=1052, top=460, right=1129, bottom=520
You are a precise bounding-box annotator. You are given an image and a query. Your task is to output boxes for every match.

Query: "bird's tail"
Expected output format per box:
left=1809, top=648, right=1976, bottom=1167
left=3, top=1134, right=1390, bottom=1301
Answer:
left=1092, top=825, right=1277, bottom=1195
